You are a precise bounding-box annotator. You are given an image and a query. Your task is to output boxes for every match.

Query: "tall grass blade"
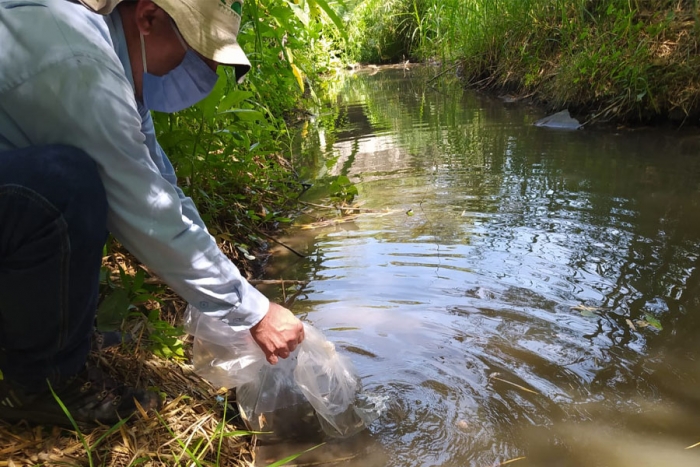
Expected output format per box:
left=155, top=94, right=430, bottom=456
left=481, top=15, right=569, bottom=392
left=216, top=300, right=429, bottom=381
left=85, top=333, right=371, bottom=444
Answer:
left=154, top=411, right=204, bottom=467
left=48, top=380, right=132, bottom=467
left=215, top=395, right=228, bottom=467
left=91, top=417, right=130, bottom=451
left=310, top=0, right=347, bottom=40
left=47, top=380, right=93, bottom=467
left=265, top=442, right=326, bottom=467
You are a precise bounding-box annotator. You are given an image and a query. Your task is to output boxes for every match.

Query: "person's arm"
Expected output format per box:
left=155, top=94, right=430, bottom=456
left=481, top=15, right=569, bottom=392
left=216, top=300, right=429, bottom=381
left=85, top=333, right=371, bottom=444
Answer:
left=7, top=57, right=268, bottom=330
left=138, top=109, right=305, bottom=363
left=137, top=108, right=207, bottom=231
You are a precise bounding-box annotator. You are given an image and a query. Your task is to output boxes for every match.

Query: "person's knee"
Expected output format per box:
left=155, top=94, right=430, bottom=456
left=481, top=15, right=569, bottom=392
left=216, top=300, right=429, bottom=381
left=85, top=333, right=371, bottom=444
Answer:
left=41, top=145, right=107, bottom=217
left=0, top=144, right=108, bottom=230
left=43, top=145, right=104, bottom=190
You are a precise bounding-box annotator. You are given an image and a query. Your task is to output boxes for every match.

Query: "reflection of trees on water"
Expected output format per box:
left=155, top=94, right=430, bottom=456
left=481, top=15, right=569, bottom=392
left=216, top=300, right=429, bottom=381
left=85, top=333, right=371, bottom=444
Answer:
left=492, top=133, right=700, bottom=402
left=286, top=70, right=700, bottom=463
left=309, top=69, right=700, bottom=378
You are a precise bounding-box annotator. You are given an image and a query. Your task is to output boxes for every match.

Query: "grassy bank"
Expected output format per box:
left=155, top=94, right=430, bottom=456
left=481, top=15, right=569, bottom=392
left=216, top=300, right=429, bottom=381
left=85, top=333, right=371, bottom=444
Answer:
left=347, top=0, right=700, bottom=125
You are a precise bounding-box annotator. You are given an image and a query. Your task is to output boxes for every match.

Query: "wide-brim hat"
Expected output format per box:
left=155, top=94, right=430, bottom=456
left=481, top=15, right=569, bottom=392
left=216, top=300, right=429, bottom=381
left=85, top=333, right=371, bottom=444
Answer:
left=78, top=0, right=251, bottom=81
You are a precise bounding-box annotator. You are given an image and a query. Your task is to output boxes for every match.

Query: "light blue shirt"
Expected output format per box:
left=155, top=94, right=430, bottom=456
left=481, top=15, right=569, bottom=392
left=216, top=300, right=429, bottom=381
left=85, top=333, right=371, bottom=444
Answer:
left=0, top=0, right=269, bottom=330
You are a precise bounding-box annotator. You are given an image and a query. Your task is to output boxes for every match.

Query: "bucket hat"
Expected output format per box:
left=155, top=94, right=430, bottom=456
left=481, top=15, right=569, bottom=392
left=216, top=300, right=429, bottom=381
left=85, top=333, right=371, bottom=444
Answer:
left=79, top=0, right=251, bottom=80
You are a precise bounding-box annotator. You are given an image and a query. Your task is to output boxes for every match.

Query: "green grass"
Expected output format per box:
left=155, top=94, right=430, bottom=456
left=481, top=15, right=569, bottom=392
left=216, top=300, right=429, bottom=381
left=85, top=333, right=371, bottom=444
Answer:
left=39, top=376, right=323, bottom=467
left=48, top=380, right=131, bottom=467
left=346, top=0, right=700, bottom=124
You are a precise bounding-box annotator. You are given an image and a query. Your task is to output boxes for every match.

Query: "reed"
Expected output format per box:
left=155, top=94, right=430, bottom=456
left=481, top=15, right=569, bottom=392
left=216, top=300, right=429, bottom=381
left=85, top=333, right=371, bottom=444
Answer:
left=348, top=0, right=700, bottom=123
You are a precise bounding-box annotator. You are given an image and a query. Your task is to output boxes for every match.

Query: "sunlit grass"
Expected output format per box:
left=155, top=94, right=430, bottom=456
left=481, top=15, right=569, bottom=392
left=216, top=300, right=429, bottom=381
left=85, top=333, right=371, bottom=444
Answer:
left=0, top=328, right=291, bottom=466
left=347, top=0, right=700, bottom=123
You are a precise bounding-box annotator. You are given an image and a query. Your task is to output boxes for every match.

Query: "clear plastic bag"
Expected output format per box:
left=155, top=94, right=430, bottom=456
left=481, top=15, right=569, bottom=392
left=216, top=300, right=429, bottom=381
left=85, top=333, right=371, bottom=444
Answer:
left=183, top=305, right=266, bottom=388
left=184, top=305, right=384, bottom=440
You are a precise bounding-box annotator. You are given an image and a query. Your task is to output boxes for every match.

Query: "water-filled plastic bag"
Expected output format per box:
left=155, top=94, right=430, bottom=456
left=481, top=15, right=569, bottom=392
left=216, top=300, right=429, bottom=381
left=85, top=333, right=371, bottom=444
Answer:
left=184, top=305, right=384, bottom=440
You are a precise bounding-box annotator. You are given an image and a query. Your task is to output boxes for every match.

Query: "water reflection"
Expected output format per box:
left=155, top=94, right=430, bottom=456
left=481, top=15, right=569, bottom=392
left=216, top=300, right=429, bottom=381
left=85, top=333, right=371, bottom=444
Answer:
left=263, top=68, right=700, bottom=466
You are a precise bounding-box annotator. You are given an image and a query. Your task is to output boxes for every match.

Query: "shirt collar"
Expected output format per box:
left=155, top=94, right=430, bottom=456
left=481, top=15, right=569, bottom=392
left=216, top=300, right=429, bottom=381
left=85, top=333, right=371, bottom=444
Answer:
left=104, top=9, right=135, bottom=90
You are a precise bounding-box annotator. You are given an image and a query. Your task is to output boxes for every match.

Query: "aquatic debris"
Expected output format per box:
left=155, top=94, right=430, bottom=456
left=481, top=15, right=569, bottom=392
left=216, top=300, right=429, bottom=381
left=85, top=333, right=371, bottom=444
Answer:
left=488, top=373, right=540, bottom=395
left=570, top=304, right=600, bottom=317
left=406, top=209, right=414, bottom=216
left=635, top=313, right=663, bottom=331
left=298, top=208, right=398, bottom=230
left=499, top=94, right=520, bottom=103
left=685, top=440, right=700, bottom=450
left=534, top=109, right=582, bottom=130
left=489, top=456, right=527, bottom=467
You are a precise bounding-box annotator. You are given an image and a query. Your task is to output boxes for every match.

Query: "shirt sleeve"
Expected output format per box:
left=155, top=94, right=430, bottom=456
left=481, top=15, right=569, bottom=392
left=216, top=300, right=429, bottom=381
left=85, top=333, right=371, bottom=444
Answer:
left=5, top=56, right=269, bottom=331
left=138, top=108, right=207, bottom=232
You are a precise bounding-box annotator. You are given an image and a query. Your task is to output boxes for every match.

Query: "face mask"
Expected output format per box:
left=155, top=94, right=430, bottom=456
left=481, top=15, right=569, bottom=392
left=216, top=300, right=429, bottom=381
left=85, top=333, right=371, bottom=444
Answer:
left=140, top=23, right=219, bottom=113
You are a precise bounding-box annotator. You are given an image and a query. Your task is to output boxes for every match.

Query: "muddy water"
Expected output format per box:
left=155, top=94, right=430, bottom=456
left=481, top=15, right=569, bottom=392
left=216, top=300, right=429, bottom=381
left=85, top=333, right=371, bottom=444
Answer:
left=258, top=68, right=700, bottom=467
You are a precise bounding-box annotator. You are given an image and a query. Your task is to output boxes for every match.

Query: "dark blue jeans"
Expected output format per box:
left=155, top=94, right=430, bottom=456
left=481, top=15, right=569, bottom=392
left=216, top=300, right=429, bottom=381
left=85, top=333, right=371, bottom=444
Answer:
left=0, top=145, right=107, bottom=388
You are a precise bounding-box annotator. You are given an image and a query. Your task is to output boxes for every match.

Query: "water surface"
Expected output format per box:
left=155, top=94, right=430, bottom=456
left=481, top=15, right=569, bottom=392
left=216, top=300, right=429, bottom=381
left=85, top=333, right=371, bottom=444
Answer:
left=259, top=67, right=700, bottom=467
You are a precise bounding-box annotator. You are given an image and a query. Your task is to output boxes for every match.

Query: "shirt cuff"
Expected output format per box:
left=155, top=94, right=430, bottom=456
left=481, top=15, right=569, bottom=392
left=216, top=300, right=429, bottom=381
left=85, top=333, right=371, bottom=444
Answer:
left=214, top=280, right=270, bottom=332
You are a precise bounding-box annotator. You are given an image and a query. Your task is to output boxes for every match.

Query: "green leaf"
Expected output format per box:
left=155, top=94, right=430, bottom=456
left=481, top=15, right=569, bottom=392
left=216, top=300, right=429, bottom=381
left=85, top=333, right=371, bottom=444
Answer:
left=132, top=269, right=145, bottom=291
left=132, top=293, right=158, bottom=304
left=196, top=68, right=228, bottom=119
left=309, top=0, right=347, bottom=40
left=99, top=266, right=109, bottom=284
left=643, top=313, right=663, bottom=330
left=282, top=0, right=310, bottom=26
left=220, top=109, right=266, bottom=121
left=96, top=288, right=132, bottom=332
left=118, top=265, right=128, bottom=289
left=270, top=5, right=295, bottom=28
left=291, top=63, right=305, bottom=92
left=148, top=308, right=160, bottom=322
left=217, top=90, right=254, bottom=113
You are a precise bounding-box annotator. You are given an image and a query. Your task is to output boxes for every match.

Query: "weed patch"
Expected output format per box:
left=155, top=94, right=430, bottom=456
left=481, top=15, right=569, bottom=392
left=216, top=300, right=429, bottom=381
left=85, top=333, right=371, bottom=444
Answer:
left=347, top=0, right=700, bottom=124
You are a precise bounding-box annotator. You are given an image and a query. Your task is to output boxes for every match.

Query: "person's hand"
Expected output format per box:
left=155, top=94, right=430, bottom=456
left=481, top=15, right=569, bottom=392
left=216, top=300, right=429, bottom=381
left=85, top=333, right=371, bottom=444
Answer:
left=250, top=302, right=304, bottom=365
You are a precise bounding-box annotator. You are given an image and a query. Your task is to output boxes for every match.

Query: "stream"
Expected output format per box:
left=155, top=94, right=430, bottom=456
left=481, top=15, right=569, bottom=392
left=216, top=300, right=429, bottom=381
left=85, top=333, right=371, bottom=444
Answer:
left=257, top=67, right=700, bottom=467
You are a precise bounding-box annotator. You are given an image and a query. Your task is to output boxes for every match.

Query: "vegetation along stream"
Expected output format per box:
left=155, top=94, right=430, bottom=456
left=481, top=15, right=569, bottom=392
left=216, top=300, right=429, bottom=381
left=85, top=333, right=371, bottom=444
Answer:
left=257, top=67, right=700, bottom=467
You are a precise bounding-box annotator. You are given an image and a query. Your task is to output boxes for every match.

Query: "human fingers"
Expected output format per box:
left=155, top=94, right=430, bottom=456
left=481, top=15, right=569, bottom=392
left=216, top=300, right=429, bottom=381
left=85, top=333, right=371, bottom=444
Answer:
left=266, top=352, right=279, bottom=365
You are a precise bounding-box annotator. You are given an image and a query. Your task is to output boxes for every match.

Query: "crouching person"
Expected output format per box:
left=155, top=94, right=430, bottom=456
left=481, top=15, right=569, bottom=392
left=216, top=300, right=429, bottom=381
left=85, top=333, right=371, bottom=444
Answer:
left=0, top=0, right=303, bottom=427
